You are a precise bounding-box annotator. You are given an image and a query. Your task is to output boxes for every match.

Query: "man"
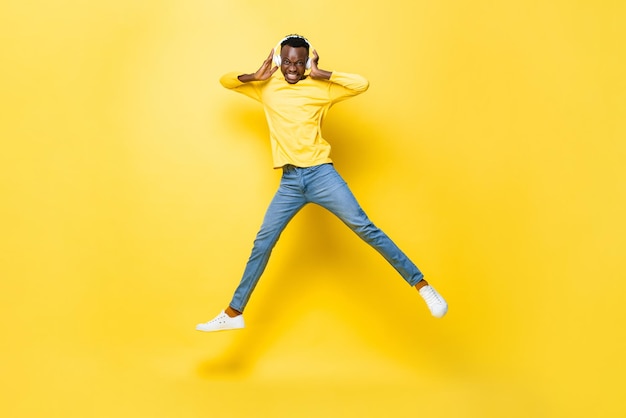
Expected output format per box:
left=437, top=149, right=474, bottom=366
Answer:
left=196, top=34, right=447, bottom=332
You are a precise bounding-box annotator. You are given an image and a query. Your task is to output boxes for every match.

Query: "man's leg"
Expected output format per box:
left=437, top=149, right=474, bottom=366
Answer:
left=196, top=168, right=306, bottom=332
left=305, top=164, right=448, bottom=317
left=228, top=185, right=306, bottom=314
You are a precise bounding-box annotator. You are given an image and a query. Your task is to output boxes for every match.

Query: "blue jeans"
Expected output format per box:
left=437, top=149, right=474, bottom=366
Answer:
left=229, top=163, right=424, bottom=312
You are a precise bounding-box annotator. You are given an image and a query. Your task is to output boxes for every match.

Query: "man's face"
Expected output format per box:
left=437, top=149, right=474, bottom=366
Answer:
left=280, top=45, right=308, bottom=84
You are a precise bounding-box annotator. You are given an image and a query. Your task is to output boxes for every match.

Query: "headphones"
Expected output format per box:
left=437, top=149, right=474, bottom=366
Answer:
left=272, top=34, right=313, bottom=70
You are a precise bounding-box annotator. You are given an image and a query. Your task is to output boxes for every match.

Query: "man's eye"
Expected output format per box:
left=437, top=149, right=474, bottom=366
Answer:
left=283, top=60, right=305, bottom=67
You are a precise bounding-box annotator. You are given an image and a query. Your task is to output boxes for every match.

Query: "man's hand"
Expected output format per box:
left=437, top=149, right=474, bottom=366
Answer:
left=308, top=50, right=332, bottom=80
left=238, top=49, right=278, bottom=83
left=254, top=49, right=279, bottom=80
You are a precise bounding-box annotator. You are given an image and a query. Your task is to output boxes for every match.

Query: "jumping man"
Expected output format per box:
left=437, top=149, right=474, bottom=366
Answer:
left=196, top=34, right=448, bottom=332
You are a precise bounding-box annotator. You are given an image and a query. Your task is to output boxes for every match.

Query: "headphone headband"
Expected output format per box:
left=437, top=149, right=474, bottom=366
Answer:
left=277, top=34, right=310, bottom=48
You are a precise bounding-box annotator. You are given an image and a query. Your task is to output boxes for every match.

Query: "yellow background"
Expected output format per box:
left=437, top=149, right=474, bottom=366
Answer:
left=1, top=1, right=625, bottom=417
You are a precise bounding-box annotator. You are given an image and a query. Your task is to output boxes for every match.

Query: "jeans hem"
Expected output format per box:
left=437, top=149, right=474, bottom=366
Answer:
left=408, top=274, right=425, bottom=287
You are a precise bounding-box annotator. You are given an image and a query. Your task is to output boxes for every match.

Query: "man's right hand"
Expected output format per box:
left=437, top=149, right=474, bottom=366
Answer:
left=238, top=49, right=278, bottom=82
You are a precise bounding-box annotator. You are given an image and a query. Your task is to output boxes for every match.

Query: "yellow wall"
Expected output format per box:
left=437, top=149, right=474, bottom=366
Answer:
left=1, top=1, right=624, bottom=417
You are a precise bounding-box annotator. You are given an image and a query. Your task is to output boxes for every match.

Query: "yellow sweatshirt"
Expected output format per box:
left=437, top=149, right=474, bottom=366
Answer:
left=220, top=71, right=369, bottom=168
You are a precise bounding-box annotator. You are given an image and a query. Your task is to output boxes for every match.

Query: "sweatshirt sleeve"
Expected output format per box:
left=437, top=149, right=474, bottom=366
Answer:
left=219, top=72, right=263, bottom=102
left=327, top=71, right=370, bottom=103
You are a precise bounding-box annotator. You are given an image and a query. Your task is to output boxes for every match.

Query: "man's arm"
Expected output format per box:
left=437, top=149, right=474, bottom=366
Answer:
left=219, top=49, right=279, bottom=100
left=237, top=49, right=278, bottom=83
left=308, top=49, right=369, bottom=101
left=308, top=50, right=332, bottom=81
left=309, top=49, right=368, bottom=91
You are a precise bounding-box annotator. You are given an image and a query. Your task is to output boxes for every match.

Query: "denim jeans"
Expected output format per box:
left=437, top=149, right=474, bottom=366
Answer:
left=229, top=163, right=424, bottom=312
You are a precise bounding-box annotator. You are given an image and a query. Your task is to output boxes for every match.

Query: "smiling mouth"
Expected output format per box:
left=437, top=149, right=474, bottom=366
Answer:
left=285, top=73, right=301, bottom=82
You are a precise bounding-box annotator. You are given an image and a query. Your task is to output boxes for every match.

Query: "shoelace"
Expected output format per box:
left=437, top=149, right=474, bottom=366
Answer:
left=205, top=313, right=228, bottom=324
left=422, top=288, right=444, bottom=305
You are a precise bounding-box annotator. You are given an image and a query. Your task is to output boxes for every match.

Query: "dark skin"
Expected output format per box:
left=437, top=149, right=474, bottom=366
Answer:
left=225, top=46, right=430, bottom=317
left=237, top=46, right=332, bottom=84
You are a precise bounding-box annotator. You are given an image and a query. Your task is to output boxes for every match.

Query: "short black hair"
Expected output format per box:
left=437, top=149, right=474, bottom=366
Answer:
left=281, top=35, right=310, bottom=53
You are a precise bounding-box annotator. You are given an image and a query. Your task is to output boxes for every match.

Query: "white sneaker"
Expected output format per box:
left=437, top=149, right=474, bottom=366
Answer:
left=418, top=285, right=448, bottom=318
left=196, top=310, right=245, bottom=332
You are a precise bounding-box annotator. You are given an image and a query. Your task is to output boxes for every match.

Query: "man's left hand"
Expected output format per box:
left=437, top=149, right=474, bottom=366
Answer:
left=309, top=50, right=332, bottom=80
